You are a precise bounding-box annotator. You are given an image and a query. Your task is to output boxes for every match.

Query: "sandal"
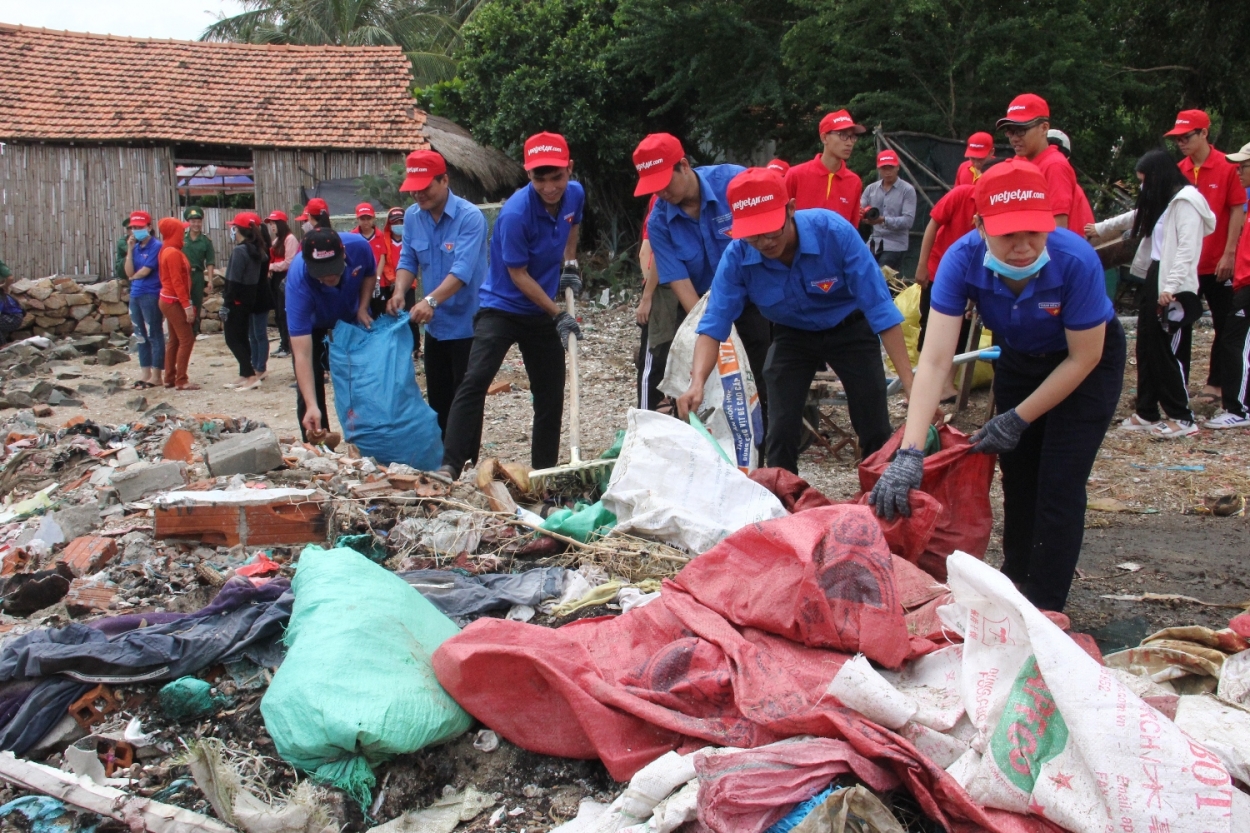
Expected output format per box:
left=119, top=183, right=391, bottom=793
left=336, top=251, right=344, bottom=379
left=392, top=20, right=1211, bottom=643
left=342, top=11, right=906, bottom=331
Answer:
left=1119, top=413, right=1157, bottom=431
left=132, top=380, right=154, bottom=390
left=1153, top=419, right=1198, bottom=438
left=176, top=383, right=202, bottom=391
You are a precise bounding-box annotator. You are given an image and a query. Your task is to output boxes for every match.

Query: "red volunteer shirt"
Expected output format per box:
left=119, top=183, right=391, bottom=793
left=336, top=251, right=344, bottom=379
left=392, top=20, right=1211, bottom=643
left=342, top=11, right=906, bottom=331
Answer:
left=1179, top=148, right=1247, bottom=275
left=785, top=155, right=862, bottom=225
left=927, top=184, right=977, bottom=278
left=1031, top=145, right=1094, bottom=233
left=955, top=161, right=976, bottom=187
left=353, top=227, right=389, bottom=277
left=1234, top=213, right=1250, bottom=292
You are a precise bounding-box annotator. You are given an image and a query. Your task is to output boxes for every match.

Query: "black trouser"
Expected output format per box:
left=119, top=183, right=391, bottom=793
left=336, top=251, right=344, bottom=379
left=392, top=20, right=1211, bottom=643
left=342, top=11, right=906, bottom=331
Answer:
left=223, top=285, right=257, bottom=378
left=763, top=313, right=891, bottom=473
left=1135, top=263, right=1202, bottom=423
left=271, top=272, right=290, bottom=353
left=295, top=328, right=331, bottom=442
left=1220, top=287, right=1250, bottom=416
left=637, top=325, right=670, bottom=411
left=873, top=247, right=906, bottom=272
left=371, top=285, right=421, bottom=354
left=425, top=332, right=474, bottom=438
left=1199, top=272, right=1235, bottom=387
left=441, top=309, right=565, bottom=474
left=995, top=318, right=1126, bottom=612
left=918, top=282, right=973, bottom=353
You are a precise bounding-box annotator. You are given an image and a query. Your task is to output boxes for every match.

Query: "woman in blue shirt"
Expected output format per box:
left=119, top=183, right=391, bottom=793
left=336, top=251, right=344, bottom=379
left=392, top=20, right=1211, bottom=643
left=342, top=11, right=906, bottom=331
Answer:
left=870, top=159, right=1125, bottom=612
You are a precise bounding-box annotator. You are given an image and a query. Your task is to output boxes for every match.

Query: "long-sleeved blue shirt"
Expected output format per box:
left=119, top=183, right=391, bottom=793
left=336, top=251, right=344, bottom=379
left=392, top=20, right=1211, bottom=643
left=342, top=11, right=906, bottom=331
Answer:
left=697, top=209, right=903, bottom=340
left=397, top=190, right=488, bottom=341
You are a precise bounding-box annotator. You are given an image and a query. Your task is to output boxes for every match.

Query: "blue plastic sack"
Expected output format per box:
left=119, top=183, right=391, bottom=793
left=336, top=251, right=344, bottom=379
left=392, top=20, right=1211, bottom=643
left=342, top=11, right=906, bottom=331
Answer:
left=329, top=315, right=442, bottom=470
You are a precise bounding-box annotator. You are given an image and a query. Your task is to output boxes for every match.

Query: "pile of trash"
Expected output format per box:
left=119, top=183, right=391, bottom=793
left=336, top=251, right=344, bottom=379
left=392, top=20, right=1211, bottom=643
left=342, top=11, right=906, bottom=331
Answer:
left=0, top=350, right=1245, bottom=833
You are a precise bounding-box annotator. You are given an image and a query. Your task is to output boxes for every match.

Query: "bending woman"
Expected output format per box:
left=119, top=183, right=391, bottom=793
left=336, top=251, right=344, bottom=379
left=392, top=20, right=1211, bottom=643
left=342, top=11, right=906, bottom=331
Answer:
left=870, top=159, right=1125, bottom=612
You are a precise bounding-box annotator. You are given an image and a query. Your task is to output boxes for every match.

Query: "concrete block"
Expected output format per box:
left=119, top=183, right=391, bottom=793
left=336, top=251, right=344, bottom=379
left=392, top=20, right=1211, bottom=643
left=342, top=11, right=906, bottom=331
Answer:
left=50, top=505, right=101, bottom=540
left=111, top=461, right=188, bottom=503
left=205, top=428, right=283, bottom=477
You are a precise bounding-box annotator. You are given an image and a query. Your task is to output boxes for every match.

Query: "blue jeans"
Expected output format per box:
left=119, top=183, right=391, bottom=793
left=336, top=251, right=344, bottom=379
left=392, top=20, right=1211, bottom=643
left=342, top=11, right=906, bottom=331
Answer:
left=249, top=312, right=270, bottom=373
left=129, top=293, right=165, bottom=370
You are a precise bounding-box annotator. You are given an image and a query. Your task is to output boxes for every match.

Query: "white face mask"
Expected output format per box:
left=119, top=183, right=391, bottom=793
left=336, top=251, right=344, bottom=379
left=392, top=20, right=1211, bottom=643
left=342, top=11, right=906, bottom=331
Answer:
left=301, top=221, right=315, bottom=234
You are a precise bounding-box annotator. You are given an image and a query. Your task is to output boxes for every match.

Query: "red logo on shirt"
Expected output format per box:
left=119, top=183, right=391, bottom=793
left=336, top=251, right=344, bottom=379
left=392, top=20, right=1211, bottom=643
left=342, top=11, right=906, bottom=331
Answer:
left=812, top=279, right=836, bottom=292
left=443, top=242, right=455, bottom=252
left=1039, top=301, right=1061, bottom=316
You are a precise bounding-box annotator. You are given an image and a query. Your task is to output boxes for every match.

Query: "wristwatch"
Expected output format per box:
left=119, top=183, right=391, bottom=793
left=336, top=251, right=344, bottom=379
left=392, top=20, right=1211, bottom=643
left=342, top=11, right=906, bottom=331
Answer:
left=424, top=295, right=439, bottom=309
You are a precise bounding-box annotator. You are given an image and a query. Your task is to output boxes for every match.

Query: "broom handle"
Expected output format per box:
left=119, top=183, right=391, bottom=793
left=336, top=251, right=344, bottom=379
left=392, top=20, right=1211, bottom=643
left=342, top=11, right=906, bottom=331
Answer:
left=565, top=286, right=582, bottom=464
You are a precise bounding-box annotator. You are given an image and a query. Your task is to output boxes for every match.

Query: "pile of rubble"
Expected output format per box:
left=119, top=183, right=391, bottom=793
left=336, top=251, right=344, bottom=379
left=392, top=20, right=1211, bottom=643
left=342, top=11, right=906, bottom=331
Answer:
left=6, top=277, right=134, bottom=340
left=0, top=333, right=137, bottom=413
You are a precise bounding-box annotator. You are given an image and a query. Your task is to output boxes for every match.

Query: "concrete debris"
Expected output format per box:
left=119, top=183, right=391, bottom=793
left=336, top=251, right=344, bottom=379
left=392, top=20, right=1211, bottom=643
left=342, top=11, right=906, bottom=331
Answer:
left=112, top=461, right=188, bottom=503
left=205, top=427, right=283, bottom=477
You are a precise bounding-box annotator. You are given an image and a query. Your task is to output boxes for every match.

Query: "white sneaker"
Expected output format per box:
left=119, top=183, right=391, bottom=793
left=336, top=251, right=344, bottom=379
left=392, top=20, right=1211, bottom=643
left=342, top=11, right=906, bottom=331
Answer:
left=1203, top=411, right=1250, bottom=429
left=1119, top=414, right=1157, bottom=431
left=1152, top=419, right=1198, bottom=438
left=237, top=377, right=263, bottom=391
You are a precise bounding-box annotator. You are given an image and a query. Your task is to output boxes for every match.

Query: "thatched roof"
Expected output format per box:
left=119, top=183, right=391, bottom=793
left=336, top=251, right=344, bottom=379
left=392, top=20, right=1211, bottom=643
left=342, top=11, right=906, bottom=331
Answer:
left=422, top=115, right=524, bottom=200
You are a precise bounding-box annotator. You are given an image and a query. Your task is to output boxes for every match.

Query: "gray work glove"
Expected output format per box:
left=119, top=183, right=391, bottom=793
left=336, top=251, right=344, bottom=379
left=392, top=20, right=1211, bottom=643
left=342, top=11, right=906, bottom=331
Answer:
left=970, top=408, right=1030, bottom=455
left=554, top=310, right=582, bottom=350
left=867, top=448, right=924, bottom=521
left=559, top=261, right=583, bottom=295
left=219, top=307, right=229, bottom=322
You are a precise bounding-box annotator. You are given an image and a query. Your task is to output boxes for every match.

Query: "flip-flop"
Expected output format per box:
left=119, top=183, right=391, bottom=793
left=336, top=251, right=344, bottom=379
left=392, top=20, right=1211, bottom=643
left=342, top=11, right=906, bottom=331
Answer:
left=132, top=381, right=154, bottom=389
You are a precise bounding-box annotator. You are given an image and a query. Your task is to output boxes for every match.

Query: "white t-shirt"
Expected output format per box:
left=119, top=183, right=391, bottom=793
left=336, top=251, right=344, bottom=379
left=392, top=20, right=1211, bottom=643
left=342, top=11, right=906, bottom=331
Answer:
left=1150, top=204, right=1172, bottom=263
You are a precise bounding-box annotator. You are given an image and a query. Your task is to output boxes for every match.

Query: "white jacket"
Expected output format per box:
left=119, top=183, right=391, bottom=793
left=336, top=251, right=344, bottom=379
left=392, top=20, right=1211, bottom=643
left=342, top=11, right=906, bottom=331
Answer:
left=1093, top=185, right=1215, bottom=294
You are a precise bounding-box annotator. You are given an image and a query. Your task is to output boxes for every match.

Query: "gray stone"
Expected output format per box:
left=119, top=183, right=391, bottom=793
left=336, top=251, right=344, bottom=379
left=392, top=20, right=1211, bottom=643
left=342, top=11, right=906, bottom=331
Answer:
left=47, top=390, right=65, bottom=406
left=76, top=383, right=105, bottom=396
left=95, top=348, right=130, bottom=366
left=125, top=395, right=148, bottom=411
left=4, top=392, right=33, bottom=408
left=68, top=335, right=107, bottom=355
left=54, top=366, right=83, bottom=380
left=8, top=363, right=33, bottom=378
left=8, top=380, right=52, bottom=403
left=56, top=398, right=83, bottom=407
left=50, top=504, right=102, bottom=540
left=48, top=345, right=81, bottom=360
left=111, top=461, right=188, bottom=503
left=206, top=427, right=283, bottom=477
left=143, top=402, right=180, bottom=419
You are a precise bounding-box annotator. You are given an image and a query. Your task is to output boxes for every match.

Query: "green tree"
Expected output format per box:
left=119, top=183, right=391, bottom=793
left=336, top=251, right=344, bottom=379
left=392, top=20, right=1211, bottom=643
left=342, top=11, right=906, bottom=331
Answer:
left=456, top=0, right=663, bottom=248
left=201, top=0, right=484, bottom=85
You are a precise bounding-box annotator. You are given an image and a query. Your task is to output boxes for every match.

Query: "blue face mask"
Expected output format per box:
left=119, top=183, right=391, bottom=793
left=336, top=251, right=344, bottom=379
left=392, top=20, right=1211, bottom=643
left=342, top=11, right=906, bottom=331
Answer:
left=984, top=247, right=1050, bottom=281
left=132, top=228, right=149, bottom=242
left=391, top=228, right=403, bottom=239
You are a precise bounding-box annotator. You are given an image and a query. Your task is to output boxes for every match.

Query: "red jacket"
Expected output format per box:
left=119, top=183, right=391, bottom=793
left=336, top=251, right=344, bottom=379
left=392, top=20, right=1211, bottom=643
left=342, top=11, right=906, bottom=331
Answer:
left=157, top=218, right=192, bottom=308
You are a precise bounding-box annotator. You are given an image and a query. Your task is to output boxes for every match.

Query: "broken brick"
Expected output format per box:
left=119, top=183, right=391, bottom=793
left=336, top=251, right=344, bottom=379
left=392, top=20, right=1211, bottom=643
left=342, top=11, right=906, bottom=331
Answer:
left=64, top=578, right=118, bottom=616
left=0, top=546, right=29, bottom=577
left=155, top=490, right=327, bottom=547
left=32, top=404, right=53, bottom=418
left=162, top=428, right=195, bottom=463
left=487, top=380, right=512, bottom=395
left=57, top=536, right=118, bottom=577
left=68, top=685, right=121, bottom=730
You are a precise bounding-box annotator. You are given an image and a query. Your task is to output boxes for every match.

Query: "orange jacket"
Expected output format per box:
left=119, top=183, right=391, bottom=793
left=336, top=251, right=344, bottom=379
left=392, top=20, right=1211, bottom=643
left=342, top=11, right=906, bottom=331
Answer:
left=158, top=218, right=193, bottom=308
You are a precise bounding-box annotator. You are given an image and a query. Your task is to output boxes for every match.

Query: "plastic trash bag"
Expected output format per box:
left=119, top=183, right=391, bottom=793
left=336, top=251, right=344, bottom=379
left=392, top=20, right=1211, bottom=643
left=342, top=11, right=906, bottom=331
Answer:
left=659, top=295, right=763, bottom=471
left=541, top=501, right=616, bottom=543
left=602, top=409, right=786, bottom=554
left=261, top=546, right=471, bottom=810
left=944, top=551, right=1236, bottom=832
left=329, top=315, right=442, bottom=471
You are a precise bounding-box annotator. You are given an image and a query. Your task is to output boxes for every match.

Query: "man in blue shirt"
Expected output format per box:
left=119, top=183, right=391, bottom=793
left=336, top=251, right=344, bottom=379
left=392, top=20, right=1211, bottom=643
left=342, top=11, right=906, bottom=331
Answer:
left=386, top=149, right=488, bottom=437
left=675, top=168, right=915, bottom=473
left=633, top=133, right=772, bottom=415
left=436, top=132, right=584, bottom=480
left=285, top=225, right=377, bottom=441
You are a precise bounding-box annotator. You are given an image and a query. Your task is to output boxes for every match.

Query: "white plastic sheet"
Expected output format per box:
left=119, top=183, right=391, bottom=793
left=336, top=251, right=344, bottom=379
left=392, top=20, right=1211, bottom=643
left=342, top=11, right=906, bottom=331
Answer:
left=944, top=552, right=1236, bottom=833
left=602, top=409, right=785, bottom=554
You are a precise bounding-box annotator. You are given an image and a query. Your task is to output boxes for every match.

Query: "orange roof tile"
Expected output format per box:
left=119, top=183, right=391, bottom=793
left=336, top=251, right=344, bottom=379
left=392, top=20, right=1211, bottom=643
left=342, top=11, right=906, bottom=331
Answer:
left=0, top=24, right=429, bottom=152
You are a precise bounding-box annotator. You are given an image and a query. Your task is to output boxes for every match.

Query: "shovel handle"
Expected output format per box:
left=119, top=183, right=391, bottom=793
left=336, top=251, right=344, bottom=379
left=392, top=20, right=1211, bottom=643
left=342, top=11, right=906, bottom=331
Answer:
left=565, top=287, right=581, bottom=464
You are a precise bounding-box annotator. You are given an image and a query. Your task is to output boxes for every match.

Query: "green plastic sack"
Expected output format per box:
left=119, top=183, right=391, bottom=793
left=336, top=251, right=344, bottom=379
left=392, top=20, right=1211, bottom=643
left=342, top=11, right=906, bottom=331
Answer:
left=260, top=546, right=471, bottom=809
left=541, top=501, right=616, bottom=543
left=159, top=677, right=231, bottom=722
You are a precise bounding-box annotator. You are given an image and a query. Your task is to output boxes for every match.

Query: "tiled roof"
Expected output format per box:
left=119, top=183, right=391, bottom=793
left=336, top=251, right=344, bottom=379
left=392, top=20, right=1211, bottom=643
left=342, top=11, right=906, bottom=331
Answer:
left=0, top=24, right=429, bottom=151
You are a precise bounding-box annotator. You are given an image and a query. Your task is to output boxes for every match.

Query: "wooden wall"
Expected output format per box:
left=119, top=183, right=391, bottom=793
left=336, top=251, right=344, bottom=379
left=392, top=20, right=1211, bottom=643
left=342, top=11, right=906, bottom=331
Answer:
left=252, top=149, right=405, bottom=217
left=0, top=144, right=178, bottom=280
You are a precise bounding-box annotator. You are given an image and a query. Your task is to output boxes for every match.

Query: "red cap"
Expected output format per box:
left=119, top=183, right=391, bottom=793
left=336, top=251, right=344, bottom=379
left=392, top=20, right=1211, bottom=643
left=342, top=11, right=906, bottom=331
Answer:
left=266, top=210, right=288, bottom=223
left=304, top=198, right=329, bottom=217
left=295, top=212, right=309, bottom=222
left=819, top=110, right=866, bottom=136
left=523, top=132, right=571, bottom=170
left=355, top=202, right=376, bottom=219
left=876, top=150, right=899, bottom=168
left=766, top=158, right=790, bottom=175
left=128, top=210, right=152, bottom=228
left=997, top=94, right=1049, bottom=128
left=965, top=132, right=994, bottom=159
left=726, top=168, right=788, bottom=239
left=632, top=133, right=684, bottom=196
left=400, top=149, right=447, bottom=192
left=229, top=212, right=258, bottom=229
left=974, top=158, right=1055, bottom=236
left=1165, top=109, right=1211, bottom=137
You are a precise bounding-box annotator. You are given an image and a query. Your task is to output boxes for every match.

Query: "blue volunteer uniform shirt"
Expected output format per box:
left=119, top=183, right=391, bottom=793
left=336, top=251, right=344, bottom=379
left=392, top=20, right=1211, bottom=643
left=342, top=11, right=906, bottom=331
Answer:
left=481, top=180, right=585, bottom=316
left=647, top=164, right=743, bottom=296
left=130, top=237, right=163, bottom=296
left=931, top=227, right=1114, bottom=355
left=397, top=190, right=488, bottom=341
left=697, top=209, right=903, bottom=341
left=285, top=232, right=376, bottom=337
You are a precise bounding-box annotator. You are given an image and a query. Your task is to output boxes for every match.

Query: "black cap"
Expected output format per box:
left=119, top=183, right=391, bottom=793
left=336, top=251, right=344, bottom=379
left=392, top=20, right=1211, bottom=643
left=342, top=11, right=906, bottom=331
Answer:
left=301, top=228, right=346, bottom=280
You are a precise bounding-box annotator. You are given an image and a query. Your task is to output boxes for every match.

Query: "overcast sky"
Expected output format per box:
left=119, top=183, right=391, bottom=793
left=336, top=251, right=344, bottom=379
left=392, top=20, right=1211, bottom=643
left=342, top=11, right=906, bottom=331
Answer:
left=0, top=0, right=247, bottom=40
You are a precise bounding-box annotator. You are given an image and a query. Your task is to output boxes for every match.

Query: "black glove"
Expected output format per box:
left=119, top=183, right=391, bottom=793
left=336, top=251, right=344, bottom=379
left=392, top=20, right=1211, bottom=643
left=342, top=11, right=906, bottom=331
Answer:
left=559, top=260, right=583, bottom=295
left=970, top=408, right=1030, bottom=455
left=867, top=448, right=925, bottom=521
left=554, top=310, right=582, bottom=350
